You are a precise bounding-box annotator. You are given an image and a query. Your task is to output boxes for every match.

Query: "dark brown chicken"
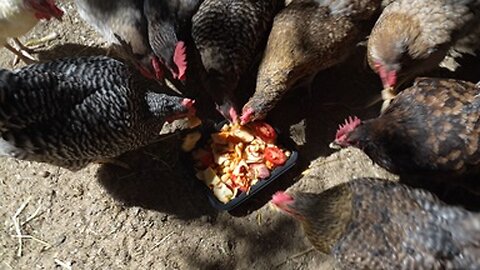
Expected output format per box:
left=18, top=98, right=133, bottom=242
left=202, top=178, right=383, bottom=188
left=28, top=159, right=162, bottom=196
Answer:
left=240, top=0, right=382, bottom=124
left=331, top=77, right=480, bottom=182
left=272, top=178, right=480, bottom=269
left=191, top=0, right=282, bottom=122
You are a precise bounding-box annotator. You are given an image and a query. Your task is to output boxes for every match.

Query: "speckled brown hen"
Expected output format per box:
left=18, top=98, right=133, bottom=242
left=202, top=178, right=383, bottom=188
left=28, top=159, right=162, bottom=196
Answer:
left=240, top=0, right=382, bottom=124
left=191, top=0, right=282, bottom=122
left=272, top=178, right=480, bottom=269
left=367, top=0, right=480, bottom=106
left=331, top=77, right=480, bottom=184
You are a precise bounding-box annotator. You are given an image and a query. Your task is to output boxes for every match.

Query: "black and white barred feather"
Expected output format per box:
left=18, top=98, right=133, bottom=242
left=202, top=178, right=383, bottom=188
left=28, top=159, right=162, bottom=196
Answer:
left=191, top=0, right=282, bottom=119
left=0, top=56, right=191, bottom=170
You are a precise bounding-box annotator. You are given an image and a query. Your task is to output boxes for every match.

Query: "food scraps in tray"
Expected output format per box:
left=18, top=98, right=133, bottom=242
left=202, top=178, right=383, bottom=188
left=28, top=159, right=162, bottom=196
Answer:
left=188, top=122, right=291, bottom=204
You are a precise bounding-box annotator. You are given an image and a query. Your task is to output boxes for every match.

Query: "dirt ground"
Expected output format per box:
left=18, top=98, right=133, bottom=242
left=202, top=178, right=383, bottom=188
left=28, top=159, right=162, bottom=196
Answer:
left=1, top=2, right=480, bottom=270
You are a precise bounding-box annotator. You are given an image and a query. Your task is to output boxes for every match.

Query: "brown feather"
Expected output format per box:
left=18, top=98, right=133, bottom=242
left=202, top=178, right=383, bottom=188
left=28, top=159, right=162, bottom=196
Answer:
left=278, top=178, right=480, bottom=269
left=241, top=0, right=382, bottom=122
left=367, top=0, right=480, bottom=83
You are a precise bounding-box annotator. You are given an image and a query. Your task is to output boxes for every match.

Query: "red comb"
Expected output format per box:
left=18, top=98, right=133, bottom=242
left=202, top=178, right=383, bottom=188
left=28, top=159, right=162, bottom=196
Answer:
left=335, top=116, right=361, bottom=140
left=229, top=107, right=238, bottom=123
left=173, top=41, right=187, bottom=81
left=271, top=191, right=294, bottom=206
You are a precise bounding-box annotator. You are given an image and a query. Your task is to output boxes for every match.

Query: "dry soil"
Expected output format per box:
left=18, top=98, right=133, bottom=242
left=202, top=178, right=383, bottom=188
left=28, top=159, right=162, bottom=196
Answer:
left=1, top=2, right=479, bottom=270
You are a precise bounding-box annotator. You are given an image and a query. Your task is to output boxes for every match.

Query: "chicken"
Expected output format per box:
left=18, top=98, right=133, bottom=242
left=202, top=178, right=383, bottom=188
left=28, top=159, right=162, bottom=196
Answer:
left=367, top=0, right=480, bottom=108
left=272, top=178, right=480, bottom=269
left=191, top=0, right=282, bottom=122
left=0, top=56, right=195, bottom=171
left=144, top=0, right=202, bottom=81
left=331, top=77, right=480, bottom=184
left=240, top=0, right=382, bottom=124
left=74, top=0, right=163, bottom=80
left=0, top=0, right=63, bottom=63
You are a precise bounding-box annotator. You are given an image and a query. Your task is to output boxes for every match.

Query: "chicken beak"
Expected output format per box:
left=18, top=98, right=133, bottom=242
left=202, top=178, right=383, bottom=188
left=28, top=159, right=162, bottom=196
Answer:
left=329, top=141, right=342, bottom=150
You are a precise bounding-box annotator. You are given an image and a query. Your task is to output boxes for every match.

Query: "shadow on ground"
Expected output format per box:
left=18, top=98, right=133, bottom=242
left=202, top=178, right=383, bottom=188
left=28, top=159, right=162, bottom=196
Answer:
left=96, top=136, right=217, bottom=220
left=37, top=43, right=110, bottom=60
left=185, top=216, right=316, bottom=269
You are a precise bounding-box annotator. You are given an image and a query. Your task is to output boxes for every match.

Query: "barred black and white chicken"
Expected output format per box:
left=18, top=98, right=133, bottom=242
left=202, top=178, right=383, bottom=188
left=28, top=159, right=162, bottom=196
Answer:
left=191, top=0, right=282, bottom=122
left=0, top=56, right=195, bottom=171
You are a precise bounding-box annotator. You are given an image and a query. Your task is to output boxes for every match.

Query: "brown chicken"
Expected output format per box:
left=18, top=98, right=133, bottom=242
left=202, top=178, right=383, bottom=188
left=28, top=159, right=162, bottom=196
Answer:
left=367, top=0, right=480, bottom=106
left=191, top=0, right=282, bottom=122
left=331, top=77, right=480, bottom=185
left=240, top=0, right=382, bottom=124
left=272, top=178, right=480, bottom=269
left=1, top=0, right=63, bottom=63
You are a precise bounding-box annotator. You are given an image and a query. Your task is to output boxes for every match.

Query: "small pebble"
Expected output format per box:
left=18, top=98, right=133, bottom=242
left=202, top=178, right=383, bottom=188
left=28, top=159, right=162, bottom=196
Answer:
left=200, top=215, right=209, bottom=223
left=55, top=234, right=67, bottom=246
left=161, top=215, right=169, bottom=222
left=41, top=171, right=51, bottom=178
left=227, top=240, right=235, bottom=251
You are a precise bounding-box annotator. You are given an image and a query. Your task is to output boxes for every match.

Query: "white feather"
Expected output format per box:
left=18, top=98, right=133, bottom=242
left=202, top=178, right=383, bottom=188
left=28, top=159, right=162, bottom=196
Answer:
left=0, top=0, right=39, bottom=46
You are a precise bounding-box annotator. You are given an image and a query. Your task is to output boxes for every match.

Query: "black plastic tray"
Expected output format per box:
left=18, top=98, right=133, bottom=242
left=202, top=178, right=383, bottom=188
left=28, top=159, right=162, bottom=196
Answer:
left=180, top=120, right=298, bottom=211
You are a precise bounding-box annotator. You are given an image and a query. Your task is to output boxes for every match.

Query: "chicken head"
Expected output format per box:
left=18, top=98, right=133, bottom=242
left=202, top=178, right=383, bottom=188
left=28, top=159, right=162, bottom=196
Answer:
left=25, top=0, right=63, bottom=20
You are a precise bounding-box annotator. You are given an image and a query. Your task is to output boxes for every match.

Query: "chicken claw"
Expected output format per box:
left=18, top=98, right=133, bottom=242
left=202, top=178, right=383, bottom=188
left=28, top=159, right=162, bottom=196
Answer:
left=4, top=43, right=36, bottom=65
left=9, top=33, right=58, bottom=65
left=23, top=32, right=58, bottom=47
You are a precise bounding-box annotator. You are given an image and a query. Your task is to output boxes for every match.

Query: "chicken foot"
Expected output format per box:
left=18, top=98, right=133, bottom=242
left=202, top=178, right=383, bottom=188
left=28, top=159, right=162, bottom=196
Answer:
left=4, top=43, right=36, bottom=65
left=9, top=33, right=58, bottom=65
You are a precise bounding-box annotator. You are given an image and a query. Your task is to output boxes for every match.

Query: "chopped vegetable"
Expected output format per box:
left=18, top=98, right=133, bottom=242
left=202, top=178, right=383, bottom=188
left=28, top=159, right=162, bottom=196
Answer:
left=264, top=146, right=287, bottom=166
left=189, top=122, right=289, bottom=204
left=192, top=148, right=214, bottom=169
left=251, top=121, right=277, bottom=143
left=187, top=116, right=202, bottom=128
left=182, top=131, right=202, bottom=152
left=213, top=182, right=236, bottom=203
left=231, top=127, right=254, bottom=142
left=249, top=163, right=270, bottom=179
left=197, top=167, right=221, bottom=187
